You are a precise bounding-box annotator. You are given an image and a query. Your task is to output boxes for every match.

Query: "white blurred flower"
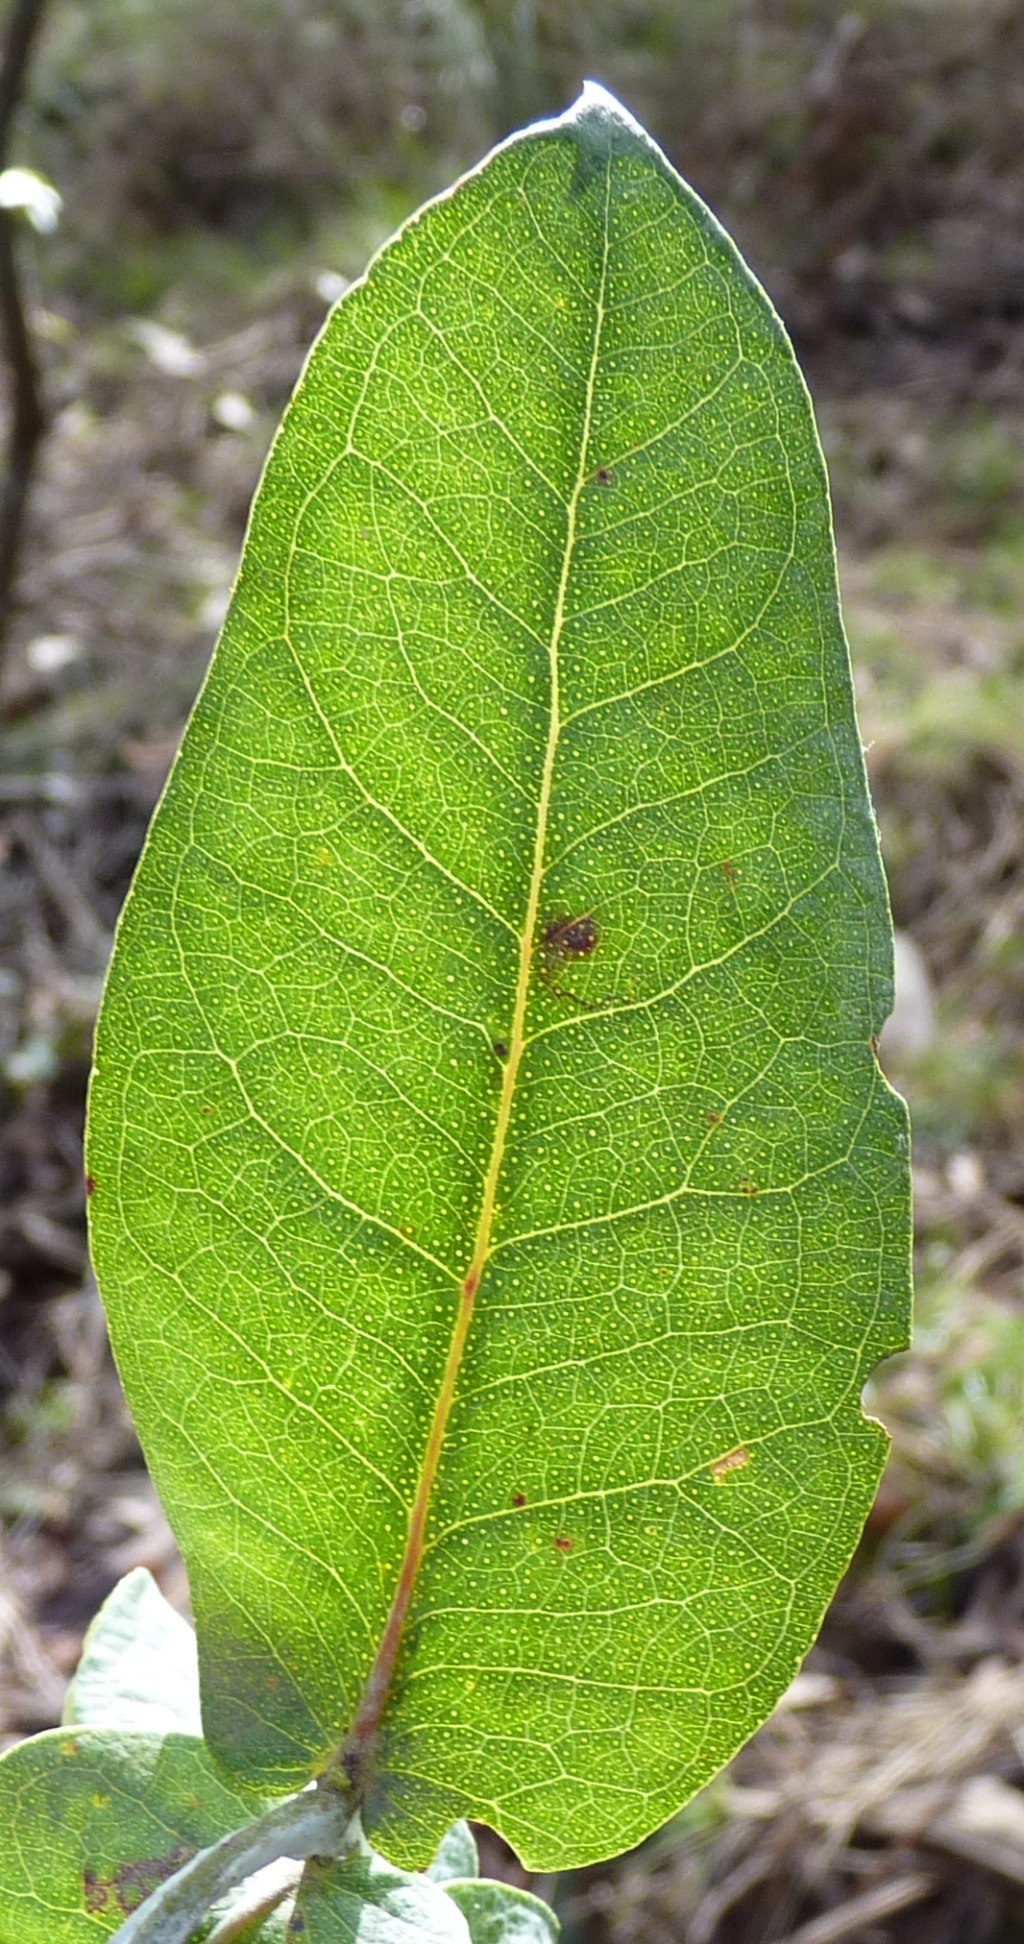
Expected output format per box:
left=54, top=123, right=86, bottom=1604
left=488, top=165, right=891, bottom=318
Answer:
left=25, top=633, right=82, bottom=674
left=314, top=270, right=349, bottom=305
left=200, top=586, right=231, bottom=630
left=129, top=319, right=205, bottom=377
left=211, top=390, right=254, bottom=432
left=0, top=167, right=62, bottom=234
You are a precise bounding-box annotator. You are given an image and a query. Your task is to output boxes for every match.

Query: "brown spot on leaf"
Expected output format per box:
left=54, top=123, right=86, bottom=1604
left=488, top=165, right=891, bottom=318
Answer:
left=492, top=1040, right=508, bottom=1060
left=705, top=1111, right=722, bottom=1127
left=553, top=1535, right=573, bottom=1553
left=83, top=1870, right=107, bottom=1914
left=594, top=466, right=613, bottom=486
left=711, top=1446, right=750, bottom=1483
left=84, top=1175, right=96, bottom=1196
left=82, top=1844, right=195, bottom=1916
left=512, top=1492, right=526, bottom=1508
left=542, top=913, right=598, bottom=959
left=536, top=913, right=605, bottom=1005
left=738, top=1177, right=759, bottom=1197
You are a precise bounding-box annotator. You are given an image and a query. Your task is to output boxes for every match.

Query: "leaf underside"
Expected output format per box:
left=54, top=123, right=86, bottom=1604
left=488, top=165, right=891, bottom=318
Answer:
left=87, top=85, right=911, bottom=1870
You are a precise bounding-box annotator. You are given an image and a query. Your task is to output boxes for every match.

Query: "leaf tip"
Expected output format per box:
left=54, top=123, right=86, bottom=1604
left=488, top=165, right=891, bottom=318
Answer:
left=567, top=79, right=645, bottom=136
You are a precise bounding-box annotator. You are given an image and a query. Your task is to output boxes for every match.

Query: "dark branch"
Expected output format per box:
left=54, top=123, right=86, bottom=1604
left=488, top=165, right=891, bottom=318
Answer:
left=0, top=0, right=51, bottom=647
left=0, top=0, right=48, bottom=158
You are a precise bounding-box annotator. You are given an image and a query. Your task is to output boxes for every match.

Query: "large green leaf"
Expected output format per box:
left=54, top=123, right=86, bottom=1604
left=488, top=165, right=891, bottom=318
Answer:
left=86, top=84, right=911, bottom=1871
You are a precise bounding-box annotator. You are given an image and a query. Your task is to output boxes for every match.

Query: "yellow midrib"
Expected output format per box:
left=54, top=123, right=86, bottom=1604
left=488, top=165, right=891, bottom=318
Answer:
left=336, top=164, right=611, bottom=1788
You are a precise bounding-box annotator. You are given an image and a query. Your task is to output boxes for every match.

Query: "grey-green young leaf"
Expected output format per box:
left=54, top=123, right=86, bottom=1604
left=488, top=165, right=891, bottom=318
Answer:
left=63, top=1568, right=201, bottom=1737
left=444, top=1879, right=559, bottom=1944
left=427, top=1821, right=480, bottom=1883
left=296, top=1851, right=472, bottom=1944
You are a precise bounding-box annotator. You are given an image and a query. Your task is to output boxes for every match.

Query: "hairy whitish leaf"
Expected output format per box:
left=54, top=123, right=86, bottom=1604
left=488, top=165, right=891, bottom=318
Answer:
left=86, top=83, right=911, bottom=1869
left=297, top=1851, right=471, bottom=1944
left=444, top=1880, right=559, bottom=1944
left=427, top=1821, right=480, bottom=1882
left=0, top=1729, right=256, bottom=1942
left=63, top=1569, right=201, bottom=1736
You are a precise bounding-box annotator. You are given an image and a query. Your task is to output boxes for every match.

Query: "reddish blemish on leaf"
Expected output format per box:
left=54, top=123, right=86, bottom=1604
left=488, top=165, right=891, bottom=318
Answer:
left=542, top=913, right=598, bottom=959
left=82, top=1844, right=195, bottom=1916
left=711, top=1446, right=750, bottom=1483
left=719, top=858, right=738, bottom=886
left=512, top=1492, right=526, bottom=1508
left=537, top=913, right=607, bottom=1007
left=594, top=466, right=613, bottom=485
left=738, top=1177, right=759, bottom=1197
left=83, top=1869, right=106, bottom=1914
left=705, top=1111, right=722, bottom=1127
left=553, top=1535, right=573, bottom=1552
left=84, top=1175, right=96, bottom=1196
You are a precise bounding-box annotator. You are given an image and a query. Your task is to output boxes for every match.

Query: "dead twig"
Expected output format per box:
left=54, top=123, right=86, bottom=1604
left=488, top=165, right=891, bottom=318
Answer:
left=688, top=1847, right=782, bottom=1944
left=7, top=811, right=112, bottom=966
left=776, top=1871, right=935, bottom=1944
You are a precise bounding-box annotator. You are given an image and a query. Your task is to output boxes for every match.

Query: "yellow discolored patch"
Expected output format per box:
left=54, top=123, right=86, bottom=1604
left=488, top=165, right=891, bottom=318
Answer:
left=711, top=1446, right=751, bottom=1483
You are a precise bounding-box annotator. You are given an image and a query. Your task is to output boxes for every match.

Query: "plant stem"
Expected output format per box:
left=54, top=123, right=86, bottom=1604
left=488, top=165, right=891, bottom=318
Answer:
left=203, top=1860, right=299, bottom=1944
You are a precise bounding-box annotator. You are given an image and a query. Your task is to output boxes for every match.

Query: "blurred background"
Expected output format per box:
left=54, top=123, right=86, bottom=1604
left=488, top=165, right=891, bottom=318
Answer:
left=1, top=3, right=1024, bottom=1938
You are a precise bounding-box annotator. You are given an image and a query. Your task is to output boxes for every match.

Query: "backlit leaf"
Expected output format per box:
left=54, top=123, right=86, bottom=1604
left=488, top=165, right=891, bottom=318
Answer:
left=86, top=84, right=911, bottom=1871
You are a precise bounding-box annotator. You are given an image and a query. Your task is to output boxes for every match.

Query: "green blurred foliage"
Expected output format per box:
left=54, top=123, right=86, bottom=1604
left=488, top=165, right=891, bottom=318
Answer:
left=22, top=0, right=494, bottom=306
left=13, top=0, right=1024, bottom=347
left=872, top=1267, right=1024, bottom=1585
